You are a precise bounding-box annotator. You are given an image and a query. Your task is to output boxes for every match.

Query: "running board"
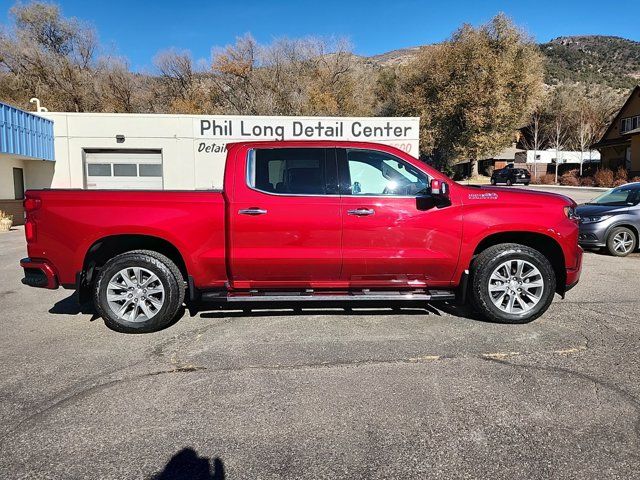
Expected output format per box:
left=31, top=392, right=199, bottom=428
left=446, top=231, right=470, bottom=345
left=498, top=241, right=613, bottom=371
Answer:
left=200, top=289, right=456, bottom=303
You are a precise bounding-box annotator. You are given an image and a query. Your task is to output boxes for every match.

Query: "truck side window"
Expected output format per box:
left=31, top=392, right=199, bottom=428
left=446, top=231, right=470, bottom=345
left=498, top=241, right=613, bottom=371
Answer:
left=344, top=149, right=429, bottom=196
left=248, top=148, right=332, bottom=195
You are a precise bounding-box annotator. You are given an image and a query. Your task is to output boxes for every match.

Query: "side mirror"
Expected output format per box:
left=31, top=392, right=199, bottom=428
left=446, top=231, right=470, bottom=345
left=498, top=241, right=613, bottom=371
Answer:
left=416, top=195, right=436, bottom=211
left=417, top=179, right=451, bottom=211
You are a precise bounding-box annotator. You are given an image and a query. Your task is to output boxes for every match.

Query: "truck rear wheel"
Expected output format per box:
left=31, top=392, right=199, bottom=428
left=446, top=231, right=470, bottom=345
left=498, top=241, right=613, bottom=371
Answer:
left=93, top=250, right=185, bottom=333
left=469, top=243, right=556, bottom=324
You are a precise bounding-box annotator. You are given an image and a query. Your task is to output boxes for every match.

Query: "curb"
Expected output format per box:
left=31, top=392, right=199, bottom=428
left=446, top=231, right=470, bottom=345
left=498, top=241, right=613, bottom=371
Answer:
left=458, top=181, right=609, bottom=192
left=526, top=184, right=609, bottom=192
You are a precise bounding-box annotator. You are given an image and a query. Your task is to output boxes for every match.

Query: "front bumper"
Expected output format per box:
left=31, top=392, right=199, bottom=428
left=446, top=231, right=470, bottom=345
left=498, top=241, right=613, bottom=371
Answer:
left=565, top=246, right=583, bottom=292
left=578, top=224, right=607, bottom=247
left=20, top=258, right=59, bottom=289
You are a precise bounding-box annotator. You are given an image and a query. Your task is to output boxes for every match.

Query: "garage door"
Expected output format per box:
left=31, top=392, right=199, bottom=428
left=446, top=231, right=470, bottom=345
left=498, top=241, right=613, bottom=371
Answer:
left=85, top=151, right=163, bottom=190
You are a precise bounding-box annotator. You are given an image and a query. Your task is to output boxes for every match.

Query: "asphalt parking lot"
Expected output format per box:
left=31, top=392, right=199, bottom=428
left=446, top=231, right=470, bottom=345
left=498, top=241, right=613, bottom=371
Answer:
left=1, top=186, right=639, bottom=479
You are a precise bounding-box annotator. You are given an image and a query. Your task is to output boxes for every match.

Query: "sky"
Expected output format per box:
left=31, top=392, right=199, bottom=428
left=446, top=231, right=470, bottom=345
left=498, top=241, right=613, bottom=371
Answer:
left=1, top=0, right=639, bottom=71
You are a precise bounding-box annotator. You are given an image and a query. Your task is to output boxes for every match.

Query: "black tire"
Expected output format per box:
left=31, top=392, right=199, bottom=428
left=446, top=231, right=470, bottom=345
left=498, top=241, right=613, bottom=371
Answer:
left=490, top=178, right=496, bottom=185
left=93, top=250, right=185, bottom=333
left=606, top=226, right=637, bottom=257
left=469, top=243, right=556, bottom=324
left=524, top=182, right=530, bottom=186
left=506, top=179, right=513, bottom=186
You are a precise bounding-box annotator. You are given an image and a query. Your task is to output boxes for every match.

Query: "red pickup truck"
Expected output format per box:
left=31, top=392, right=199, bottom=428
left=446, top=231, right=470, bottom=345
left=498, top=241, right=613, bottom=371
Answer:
left=20, top=141, right=582, bottom=332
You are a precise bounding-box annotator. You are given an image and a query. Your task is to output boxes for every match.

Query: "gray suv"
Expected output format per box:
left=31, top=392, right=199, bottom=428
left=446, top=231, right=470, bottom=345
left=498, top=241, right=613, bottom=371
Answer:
left=577, top=182, right=640, bottom=257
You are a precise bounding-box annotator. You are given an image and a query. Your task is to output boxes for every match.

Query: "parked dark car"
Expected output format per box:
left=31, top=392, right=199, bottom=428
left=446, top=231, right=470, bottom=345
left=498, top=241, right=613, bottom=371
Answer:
left=577, top=182, right=640, bottom=257
left=490, top=166, right=531, bottom=186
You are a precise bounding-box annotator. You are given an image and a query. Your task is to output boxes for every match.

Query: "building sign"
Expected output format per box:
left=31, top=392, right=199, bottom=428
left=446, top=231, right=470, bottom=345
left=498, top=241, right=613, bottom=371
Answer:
left=192, top=115, right=420, bottom=189
left=196, top=117, right=416, bottom=141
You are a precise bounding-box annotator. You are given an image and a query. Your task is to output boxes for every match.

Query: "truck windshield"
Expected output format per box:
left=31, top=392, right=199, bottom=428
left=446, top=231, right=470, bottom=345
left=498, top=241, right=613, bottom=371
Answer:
left=588, top=186, right=640, bottom=206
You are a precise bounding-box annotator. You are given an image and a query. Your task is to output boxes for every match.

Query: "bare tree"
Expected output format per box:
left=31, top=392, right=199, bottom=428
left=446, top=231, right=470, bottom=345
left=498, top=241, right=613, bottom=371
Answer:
left=0, top=2, right=100, bottom=111
left=211, top=34, right=259, bottom=114
left=576, top=106, right=594, bottom=176
left=549, top=113, right=569, bottom=184
left=154, top=49, right=194, bottom=100
left=210, top=35, right=375, bottom=116
left=98, top=57, right=136, bottom=112
left=521, top=106, right=545, bottom=179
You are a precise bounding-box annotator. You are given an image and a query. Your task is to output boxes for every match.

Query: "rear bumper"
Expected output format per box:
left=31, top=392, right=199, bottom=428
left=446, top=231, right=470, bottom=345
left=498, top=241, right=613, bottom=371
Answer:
left=20, top=258, right=59, bottom=289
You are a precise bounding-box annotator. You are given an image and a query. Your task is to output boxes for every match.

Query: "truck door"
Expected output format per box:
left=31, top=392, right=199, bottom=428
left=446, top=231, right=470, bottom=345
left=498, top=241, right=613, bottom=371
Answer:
left=228, top=146, right=343, bottom=288
left=338, top=148, right=463, bottom=289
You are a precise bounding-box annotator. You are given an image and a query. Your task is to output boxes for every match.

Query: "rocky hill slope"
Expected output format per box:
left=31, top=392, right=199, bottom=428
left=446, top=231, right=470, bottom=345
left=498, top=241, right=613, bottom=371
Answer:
left=365, top=35, right=640, bottom=91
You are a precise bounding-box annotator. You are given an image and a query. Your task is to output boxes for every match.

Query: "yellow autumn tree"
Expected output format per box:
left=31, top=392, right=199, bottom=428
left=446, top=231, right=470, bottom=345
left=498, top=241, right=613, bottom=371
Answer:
left=400, top=13, right=544, bottom=174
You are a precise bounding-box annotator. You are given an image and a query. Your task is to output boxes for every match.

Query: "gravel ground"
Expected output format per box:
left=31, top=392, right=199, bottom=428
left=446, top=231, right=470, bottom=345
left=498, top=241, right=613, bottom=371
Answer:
left=1, top=186, right=638, bottom=479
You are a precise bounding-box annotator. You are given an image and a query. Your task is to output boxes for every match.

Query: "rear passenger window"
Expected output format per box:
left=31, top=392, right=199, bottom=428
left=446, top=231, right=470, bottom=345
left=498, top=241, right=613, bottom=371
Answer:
left=248, top=148, right=334, bottom=195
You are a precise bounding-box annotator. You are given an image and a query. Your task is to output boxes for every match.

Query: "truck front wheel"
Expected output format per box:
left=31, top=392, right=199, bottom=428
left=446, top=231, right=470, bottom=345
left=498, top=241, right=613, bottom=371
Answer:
left=93, top=250, right=185, bottom=333
left=469, top=243, right=556, bottom=324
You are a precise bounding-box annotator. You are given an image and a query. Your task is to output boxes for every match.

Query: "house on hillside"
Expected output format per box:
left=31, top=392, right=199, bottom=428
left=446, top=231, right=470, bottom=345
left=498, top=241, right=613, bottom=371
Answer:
left=477, top=143, right=524, bottom=175
left=592, top=85, right=640, bottom=176
left=465, top=144, right=600, bottom=179
left=515, top=149, right=601, bottom=178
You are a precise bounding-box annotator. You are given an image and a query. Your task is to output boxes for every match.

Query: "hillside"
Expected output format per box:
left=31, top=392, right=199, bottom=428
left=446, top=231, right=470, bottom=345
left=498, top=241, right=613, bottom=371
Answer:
left=541, top=35, right=640, bottom=89
left=365, top=35, right=640, bottom=91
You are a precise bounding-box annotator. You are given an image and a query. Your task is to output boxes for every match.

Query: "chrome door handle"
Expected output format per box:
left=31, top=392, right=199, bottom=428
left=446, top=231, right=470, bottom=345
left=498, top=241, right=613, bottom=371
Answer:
left=347, top=208, right=375, bottom=216
left=238, top=208, right=267, bottom=216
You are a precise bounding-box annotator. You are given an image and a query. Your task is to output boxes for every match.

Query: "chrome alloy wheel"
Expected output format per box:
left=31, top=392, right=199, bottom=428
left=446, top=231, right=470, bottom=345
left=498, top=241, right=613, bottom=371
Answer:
left=106, top=267, right=165, bottom=322
left=488, top=259, right=544, bottom=314
left=613, top=231, right=634, bottom=255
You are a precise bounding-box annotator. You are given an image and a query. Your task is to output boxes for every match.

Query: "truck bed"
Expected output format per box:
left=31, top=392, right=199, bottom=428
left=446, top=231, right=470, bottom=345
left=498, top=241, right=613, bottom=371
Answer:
left=23, top=189, right=228, bottom=289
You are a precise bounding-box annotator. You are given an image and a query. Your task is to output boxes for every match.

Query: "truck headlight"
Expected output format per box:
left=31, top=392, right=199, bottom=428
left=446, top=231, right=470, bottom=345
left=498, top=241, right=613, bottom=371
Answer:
left=580, top=215, right=612, bottom=224
left=564, top=206, right=580, bottom=221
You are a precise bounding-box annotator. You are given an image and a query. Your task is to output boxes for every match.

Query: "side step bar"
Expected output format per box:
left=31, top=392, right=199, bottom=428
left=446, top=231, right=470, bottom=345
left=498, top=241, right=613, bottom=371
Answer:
left=200, top=289, right=456, bottom=303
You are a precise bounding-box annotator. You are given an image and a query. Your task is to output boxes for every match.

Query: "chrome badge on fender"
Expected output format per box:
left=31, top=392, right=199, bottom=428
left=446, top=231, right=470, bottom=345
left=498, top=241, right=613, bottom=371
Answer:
left=468, top=192, right=499, bottom=200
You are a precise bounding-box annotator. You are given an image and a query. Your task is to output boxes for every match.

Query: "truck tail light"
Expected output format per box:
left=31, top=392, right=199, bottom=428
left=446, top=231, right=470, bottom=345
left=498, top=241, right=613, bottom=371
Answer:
left=24, top=198, right=41, bottom=213
left=25, top=220, right=37, bottom=243
left=23, top=197, right=40, bottom=243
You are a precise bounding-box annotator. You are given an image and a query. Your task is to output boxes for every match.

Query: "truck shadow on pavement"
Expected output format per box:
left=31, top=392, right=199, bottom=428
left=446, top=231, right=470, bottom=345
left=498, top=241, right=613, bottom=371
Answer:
left=48, top=292, right=98, bottom=317
left=47, top=292, right=485, bottom=329
left=196, top=300, right=483, bottom=322
left=149, top=447, right=225, bottom=480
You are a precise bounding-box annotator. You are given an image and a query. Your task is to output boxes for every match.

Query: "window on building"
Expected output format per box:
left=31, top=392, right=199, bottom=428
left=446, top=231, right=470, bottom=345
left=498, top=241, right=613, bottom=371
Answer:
left=139, top=164, right=163, bottom=177
left=13, top=168, right=24, bottom=200
left=87, top=164, right=112, bottom=176
left=113, top=163, right=137, bottom=176
left=621, top=115, right=640, bottom=133
left=248, top=148, right=330, bottom=195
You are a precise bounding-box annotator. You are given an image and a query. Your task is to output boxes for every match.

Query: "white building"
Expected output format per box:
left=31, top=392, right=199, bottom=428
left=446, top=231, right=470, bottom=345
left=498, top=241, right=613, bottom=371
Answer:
left=40, top=112, right=420, bottom=191
left=517, top=148, right=601, bottom=166
left=1, top=107, right=419, bottom=221
left=0, top=102, right=55, bottom=225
